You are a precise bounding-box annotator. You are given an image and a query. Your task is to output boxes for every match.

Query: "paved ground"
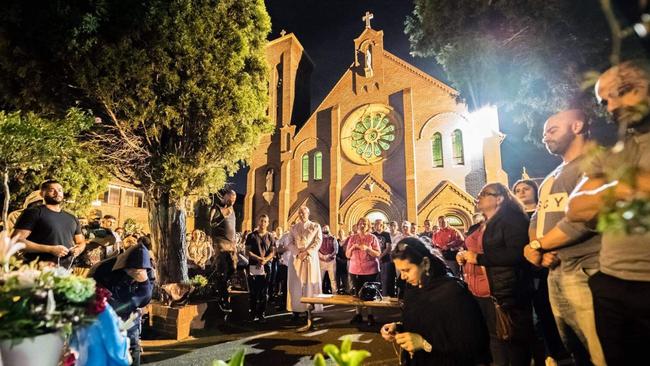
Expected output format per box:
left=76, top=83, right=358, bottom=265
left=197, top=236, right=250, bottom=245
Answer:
left=141, top=302, right=401, bottom=366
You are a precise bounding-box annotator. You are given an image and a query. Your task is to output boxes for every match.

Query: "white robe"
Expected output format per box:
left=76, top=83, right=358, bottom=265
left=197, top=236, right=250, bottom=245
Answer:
left=286, top=220, right=323, bottom=312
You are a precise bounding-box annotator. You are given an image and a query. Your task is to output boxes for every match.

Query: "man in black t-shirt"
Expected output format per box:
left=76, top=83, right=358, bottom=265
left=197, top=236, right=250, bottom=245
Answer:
left=12, top=180, right=85, bottom=266
left=245, top=214, right=275, bottom=323
left=372, top=219, right=395, bottom=297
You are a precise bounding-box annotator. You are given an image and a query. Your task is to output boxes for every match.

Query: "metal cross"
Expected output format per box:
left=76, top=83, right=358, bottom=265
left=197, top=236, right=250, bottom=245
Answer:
left=362, top=11, right=374, bottom=29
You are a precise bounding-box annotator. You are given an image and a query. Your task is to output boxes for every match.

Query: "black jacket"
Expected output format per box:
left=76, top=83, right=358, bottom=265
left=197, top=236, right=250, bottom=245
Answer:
left=402, top=276, right=491, bottom=366
left=477, top=207, right=532, bottom=307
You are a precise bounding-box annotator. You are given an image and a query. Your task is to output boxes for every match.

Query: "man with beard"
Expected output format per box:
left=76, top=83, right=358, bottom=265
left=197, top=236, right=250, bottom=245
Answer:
left=568, top=60, right=650, bottom=365
left=523, top=110, right=604, bottom=366
left=210, top=189, right=237, bottom=312
left=12, top=180, right=85, bottom=267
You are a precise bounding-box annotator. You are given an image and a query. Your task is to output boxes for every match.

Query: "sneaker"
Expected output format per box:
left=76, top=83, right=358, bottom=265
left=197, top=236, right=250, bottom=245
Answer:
left=367, top=314, right=375, bottom=326
left=349, top=314, right=363, bottom=324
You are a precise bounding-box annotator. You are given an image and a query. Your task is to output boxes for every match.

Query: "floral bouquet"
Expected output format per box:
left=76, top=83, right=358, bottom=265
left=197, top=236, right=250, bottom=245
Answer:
left=0, top=231, right=109, bottom=341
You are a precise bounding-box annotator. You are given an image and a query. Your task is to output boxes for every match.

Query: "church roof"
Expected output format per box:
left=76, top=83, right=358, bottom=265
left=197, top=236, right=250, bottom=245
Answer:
left=382, top=51, right=458, bottom=96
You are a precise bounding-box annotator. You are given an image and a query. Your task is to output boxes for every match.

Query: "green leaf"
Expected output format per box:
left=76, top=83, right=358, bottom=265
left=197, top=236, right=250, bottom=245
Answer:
left=346, top=350, right=371, bottom=366
left=313, top=353, right=327, bottom=366
left=228, top=349, right=245, bottom=366
left=340, top=337, right=352, bottom=354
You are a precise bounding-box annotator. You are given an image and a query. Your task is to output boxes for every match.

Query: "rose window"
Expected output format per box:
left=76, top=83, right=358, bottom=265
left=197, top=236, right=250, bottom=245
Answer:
left=350, top=113, right=396, bottom=158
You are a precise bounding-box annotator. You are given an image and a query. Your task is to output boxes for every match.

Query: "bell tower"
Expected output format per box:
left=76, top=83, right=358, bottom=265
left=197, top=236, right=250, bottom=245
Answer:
left=352, top=11, right=385, bottom=95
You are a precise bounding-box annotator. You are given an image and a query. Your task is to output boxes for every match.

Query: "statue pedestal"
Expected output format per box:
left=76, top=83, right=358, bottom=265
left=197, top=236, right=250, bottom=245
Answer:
left=262, top=192, right=274, bottom=205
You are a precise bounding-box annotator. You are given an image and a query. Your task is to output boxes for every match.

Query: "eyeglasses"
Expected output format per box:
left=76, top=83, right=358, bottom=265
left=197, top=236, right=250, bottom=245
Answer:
left=478, top=191, right=499, bottom=198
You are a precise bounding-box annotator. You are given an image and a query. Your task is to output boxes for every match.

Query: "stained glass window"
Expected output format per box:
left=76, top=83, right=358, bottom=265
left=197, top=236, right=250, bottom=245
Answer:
left=452, top=129, right=464, bottom=165
left=350, top=113, right=395, bottom=159
left=301, top=154, right=309, bottom=182
left=431, top=132, right=443, bottom=168
left=314, top=151, right=323, bottom=180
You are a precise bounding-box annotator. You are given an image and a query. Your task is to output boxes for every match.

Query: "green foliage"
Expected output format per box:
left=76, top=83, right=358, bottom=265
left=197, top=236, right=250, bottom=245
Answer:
left=0, top=0, right=272, bottom=282
left=0, top=109, right=106, bottom=218
left=123, top=218, right=145, bottom=235
left=405, top=0, right=612, bottom=138
left=190, top=274, right=208, bottom=288
left=0, top=0, right=273, bottom=202
left=0, top=265, right=98, bottom=339
left=313, top=337, right=371, bottom=366
left=212, top=349, right=246, bottom=366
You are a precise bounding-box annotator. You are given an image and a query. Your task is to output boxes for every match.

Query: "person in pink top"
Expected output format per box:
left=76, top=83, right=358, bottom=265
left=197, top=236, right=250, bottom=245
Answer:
left=346, top=217, right=381, bottom=325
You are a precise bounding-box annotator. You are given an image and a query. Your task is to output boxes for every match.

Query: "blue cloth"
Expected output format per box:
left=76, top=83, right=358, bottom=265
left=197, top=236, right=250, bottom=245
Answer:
left=70, top=304, right=130, bottom=366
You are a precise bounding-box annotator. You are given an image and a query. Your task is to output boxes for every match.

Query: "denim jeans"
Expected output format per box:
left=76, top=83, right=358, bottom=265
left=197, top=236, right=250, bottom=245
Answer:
left=547, top=268, right=605, bottom=366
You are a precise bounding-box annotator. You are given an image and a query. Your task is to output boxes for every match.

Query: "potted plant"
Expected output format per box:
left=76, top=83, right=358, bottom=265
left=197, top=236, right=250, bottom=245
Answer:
left=0, top=231, right=106, bottom=366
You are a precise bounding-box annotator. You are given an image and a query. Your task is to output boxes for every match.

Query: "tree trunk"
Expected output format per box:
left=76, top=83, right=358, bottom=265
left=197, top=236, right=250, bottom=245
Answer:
left=2, top=169, right=9, bottom=230
left=148, top=192, right=188, bottom=284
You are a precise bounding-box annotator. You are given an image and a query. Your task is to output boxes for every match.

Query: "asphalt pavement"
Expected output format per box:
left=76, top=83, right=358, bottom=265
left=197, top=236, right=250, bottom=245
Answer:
left=141, top=300, right=402, bottom=366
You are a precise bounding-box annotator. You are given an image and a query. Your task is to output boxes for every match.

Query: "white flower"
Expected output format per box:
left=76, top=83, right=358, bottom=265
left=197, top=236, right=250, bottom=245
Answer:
left=46, top=289, right=56, bottom=315
left=7, top=268, right=42, bottom=288
left=0, top=230, right=25, bottom=265
left=43, top=266, right=71, bottom=277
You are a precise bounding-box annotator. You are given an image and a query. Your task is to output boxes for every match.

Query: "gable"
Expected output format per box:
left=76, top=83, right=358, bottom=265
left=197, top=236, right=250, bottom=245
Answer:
left=288, top=194, right=329, bottom=226
left=417, top=180, right=475, bottom=228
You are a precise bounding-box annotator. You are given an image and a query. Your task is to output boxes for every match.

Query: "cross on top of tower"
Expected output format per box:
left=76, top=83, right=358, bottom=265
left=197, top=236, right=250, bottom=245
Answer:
left=280, top=29, right=286, bottom=37
left=362, top=11, right=374, bottom=29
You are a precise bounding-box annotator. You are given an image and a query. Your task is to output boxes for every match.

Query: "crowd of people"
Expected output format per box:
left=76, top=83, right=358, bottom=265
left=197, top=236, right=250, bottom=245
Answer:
left=2, top=61, right=649, bottom=366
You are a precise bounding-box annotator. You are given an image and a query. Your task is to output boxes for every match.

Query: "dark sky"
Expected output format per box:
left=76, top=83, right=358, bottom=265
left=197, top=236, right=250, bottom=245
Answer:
left=231, top=0, right=563, bottom=193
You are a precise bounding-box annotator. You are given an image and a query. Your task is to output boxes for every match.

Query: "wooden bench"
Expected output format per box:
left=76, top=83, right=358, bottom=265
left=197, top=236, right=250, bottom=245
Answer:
left=298, top=294, right=400, bottom=331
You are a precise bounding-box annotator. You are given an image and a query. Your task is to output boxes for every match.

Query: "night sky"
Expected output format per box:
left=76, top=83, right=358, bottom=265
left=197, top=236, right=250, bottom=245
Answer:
left=231, top=0, right=566, bottom=193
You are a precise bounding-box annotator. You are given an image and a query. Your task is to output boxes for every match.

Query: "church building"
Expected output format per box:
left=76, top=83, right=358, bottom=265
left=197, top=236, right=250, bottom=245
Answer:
left=243, top=13, right=508, bottom=234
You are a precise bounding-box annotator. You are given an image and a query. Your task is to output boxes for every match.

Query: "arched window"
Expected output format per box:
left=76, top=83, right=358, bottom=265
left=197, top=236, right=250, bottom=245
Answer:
left=452, top=129, right=464, bottom=165
left=313, top=151, right=323, bottom=181
left=431, top=132, right=443, bottom=168
left=301, top=154, right=309, bottom=182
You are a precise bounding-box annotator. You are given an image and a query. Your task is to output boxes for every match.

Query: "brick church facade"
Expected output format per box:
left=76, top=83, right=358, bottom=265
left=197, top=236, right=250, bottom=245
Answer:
left=243, top=15, right=508, bottom=234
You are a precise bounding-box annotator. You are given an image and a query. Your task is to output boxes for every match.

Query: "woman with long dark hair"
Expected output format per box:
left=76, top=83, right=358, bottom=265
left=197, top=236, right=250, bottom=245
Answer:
left=457, top=182, right=534, bottom=366
left=381, top=237, right=491, bottom=366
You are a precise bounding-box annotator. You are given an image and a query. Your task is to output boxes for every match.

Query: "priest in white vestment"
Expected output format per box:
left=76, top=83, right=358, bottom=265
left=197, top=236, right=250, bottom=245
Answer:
left=286, top=206, right=323, bottom=314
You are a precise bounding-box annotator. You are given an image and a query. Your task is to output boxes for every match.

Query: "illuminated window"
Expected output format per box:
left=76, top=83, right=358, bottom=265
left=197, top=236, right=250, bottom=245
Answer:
left=431, top=132, right=443, bottom=168
left=101, top=186, right=121, bottom=205
left=452, top=129, right=464, bottom=165
left=301, top=154, right=309, bottom=182
left=447, top=215, right=464, bottom=228
left=125, top=190, right=145, bottom=208
left=314, top=151, right=323, bottom=181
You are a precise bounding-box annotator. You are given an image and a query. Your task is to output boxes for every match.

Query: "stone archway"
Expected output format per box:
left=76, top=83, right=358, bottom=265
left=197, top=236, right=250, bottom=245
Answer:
left=425, top=207, right=472, bottom=231
left=342, top=196, right=403, bottom=232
